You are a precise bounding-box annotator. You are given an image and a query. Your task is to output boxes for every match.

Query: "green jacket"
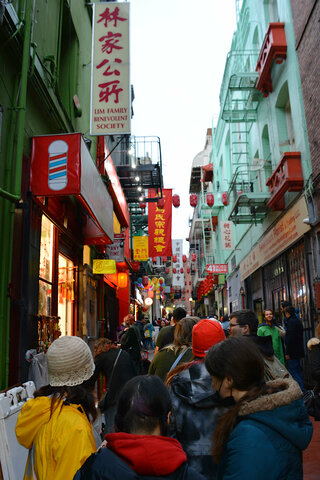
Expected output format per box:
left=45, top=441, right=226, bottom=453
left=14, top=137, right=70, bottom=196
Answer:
left=258, top=324, right=285, bottom=365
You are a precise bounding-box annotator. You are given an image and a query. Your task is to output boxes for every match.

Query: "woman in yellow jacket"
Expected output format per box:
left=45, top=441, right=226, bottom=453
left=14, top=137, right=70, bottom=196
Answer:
left=16, top=336, right=97, bottom=480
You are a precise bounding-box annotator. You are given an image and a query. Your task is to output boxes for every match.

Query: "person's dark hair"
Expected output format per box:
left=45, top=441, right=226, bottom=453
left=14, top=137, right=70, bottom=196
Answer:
left=281, top=300, right=292, bottom=308
left=172, top=307, right=187, bottom=323
left=167, top=312, right=173, bottom=321
left=205, top=337, right=285, bottom=462
left=230, top=309, right=258, bottom=335
left=34, top=382, right=97, bottom=422
left=285, top=305, right=296, bottom=317
left=115, top=375, right=171, bottom=436
left=173, top=317, right=196, bottom=349
left=264, top=308, right=273, bottom=314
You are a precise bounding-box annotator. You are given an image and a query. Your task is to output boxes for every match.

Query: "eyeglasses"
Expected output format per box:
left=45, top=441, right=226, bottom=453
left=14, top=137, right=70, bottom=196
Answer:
left=228, top=323, right=246, bottom=328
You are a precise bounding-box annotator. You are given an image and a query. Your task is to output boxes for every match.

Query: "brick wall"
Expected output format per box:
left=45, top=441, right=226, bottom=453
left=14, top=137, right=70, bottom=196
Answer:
left=290, top=0, right=320, bottom=184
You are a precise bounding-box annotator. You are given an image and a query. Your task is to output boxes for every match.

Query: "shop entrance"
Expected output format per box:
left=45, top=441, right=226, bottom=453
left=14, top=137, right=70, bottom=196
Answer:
left=271, top=287, right=287, bottom=323
left=58, top=254, right=75, bottom=336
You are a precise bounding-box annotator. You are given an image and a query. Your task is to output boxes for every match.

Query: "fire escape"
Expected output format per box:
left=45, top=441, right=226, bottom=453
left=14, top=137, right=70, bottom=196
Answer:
left=219, top=49, right=270, bottom=224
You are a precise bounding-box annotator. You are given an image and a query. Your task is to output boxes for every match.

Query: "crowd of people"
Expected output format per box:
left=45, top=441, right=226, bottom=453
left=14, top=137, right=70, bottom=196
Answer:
left=15, top=305, right=320, bottom=479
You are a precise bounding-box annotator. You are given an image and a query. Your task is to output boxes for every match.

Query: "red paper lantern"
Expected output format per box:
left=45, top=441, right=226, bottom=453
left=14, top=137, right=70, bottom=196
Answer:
left=165, top=268, right=169, bottom=274
left=182, top=255, right=187, bottom=263
left=162, top=256, right=167, bottom=263
left=182, top=289, right=185, bottom=294
left=189, top=281, right=191, bottom=285
left=187, top=267, right=190, bottom=273
left=191, top=253, right=196, bottom=262
left=142, top=276, right=149, bottom=287
left=173, top=268, right=177, bottom=274
left=172, top=255, right=177, bottom=263
left=190, top=194, right=197, bottom=207
left=180, top=268, right=184, bottom=274
left=172, top=194, right=180, bottom=208
left=222, top=192, right=229, bottom=206
left=117, top=272, right=128, bottom=289
left=207, top=193, right=214, bottom=207
left=152, top=257, right=157, bottom=263
left=157, top=198, right=165, bottom=209
left=139, top=202, right=147, bottom=209
left=159, top=278, right=164, bottom=284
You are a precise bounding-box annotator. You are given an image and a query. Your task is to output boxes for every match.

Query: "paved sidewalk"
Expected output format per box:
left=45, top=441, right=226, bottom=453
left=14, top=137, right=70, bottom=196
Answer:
left=303, top=418, right=320, bottom=479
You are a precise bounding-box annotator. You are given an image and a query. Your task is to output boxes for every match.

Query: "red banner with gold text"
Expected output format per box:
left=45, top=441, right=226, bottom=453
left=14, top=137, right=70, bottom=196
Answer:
left=148, top=189, right=172, bottom=258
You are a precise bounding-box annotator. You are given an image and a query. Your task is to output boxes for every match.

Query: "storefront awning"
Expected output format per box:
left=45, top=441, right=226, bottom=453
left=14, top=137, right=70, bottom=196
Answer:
left=30, top=133, right=114, bottom=245
left=201, top=163, right=213, bottom=182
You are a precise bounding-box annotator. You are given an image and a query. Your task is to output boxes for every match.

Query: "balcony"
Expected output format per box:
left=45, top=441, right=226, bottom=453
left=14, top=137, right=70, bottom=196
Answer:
left=108, top=136, right=163, bottom=203
left=266, top=152, right=304, bottom=211
left=227, top=171, right=270, bottom=224
left=255, top=23, right=287, bottom=97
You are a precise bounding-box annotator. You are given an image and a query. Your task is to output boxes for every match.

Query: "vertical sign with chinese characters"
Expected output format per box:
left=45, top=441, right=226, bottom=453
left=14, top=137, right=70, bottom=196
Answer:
left=148, top=189, right=173, bottom=258
left=221, top=221, right=234, bottom=250
left=91, top=3, right=130, bottom=135
left=172, top=239, right=184, bottom=288
left=133, top=236, right=149, bottom=261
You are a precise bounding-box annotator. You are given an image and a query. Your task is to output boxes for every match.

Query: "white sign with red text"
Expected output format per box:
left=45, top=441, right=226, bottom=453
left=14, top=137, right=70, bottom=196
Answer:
left=91, top=3, right=130, bottom=135
left=221, top=221, right=234, bottom=250
left=207, top=264, right=228, bottom=274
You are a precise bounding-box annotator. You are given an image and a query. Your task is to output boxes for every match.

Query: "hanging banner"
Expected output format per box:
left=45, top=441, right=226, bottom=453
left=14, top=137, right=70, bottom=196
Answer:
left=133, top=236, right=149, bottom=261
left=106, top=233, right=125, bottom=262
left=148, top=189, right=173, bottom=258
left=90, top=2, right=131, bottom=135
left=172, top=239, right=184, bottom=287
left=221, top=221, right=234, bottom=250
left=93, top=259, right=116, bottom=274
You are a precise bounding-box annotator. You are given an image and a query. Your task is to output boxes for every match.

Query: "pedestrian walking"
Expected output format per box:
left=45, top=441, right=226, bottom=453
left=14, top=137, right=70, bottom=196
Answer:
left=167, top=319, right=226, bottom=479
left=144, top=319, right=155, bottom=350
left=120, top=314, right=142, bottom=374
left=149, top=317, right=195, bottom=381
left=74, top=376, right=205, bottom=480
left=155, top=307, right=186, bottom=354
left=284, top=305, right=305, bottom=392
left=258, top=308, right=285, bottom=365
left=91, top=338, right=136, bottom=434
left=220, top=314, right=230, bottom=337
left=205, top=337, right=313, bottom=480
left=16, top=336, right=96, bottom=480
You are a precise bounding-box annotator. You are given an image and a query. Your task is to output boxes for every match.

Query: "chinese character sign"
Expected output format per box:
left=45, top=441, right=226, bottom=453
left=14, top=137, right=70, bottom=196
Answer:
left=93, top=259, right=116, bottom=274
left=221, top=221, right=234, bottom=250
left=133, top=236, right=149, bottom=261
left=91, top=2, right=130, bottom=135
left=148, top=189, right=173, bottom=258
left=207, top=264, right=228, bottom=274
left=172, top=239, right=184, bottom=288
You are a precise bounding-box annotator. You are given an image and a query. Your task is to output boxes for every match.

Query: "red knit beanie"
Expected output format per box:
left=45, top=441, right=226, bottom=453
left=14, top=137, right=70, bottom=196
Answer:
left=192, top=319, right=226, bottom=358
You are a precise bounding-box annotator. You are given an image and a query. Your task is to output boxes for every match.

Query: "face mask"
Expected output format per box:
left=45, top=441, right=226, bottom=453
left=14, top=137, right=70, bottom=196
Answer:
left=212, top=381, right=236, bottom=407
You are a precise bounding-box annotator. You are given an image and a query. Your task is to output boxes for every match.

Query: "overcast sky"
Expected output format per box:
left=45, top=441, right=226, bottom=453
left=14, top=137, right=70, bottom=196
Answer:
left=129, top=0, right=237, bottom=252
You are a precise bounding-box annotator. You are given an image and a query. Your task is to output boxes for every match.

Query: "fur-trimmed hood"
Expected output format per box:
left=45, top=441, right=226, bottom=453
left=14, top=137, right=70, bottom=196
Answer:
left=239, top=378, right=301, bottom=416
left=237, top=379, right=312, bottom=451
left=307, top=337, right=320, bottom=350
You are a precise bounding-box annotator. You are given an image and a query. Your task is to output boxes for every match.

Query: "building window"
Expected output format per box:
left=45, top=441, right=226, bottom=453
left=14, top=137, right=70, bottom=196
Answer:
left=275, top=82, right=295, bottom=154
left=58, top=254, right=75, bottom=336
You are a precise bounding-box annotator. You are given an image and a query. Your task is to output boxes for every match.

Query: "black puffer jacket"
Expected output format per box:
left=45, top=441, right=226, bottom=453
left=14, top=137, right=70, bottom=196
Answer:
left=168, top=361, right=226, bottom=480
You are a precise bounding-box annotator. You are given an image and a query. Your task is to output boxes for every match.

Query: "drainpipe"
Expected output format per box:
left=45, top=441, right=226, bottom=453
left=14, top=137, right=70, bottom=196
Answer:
left=0, top=0, right=32, bottom=389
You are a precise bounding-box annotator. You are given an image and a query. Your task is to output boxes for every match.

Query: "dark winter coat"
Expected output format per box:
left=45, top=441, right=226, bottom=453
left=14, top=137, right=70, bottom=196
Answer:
left=168, top=361, right=226, bottom=480
left=285, top=314, right=305, bottom=359
left=91, top=349, right=136, bottom=408
left=120, top=326, right=141, bottom=363
left=73, top=433, right=205, bottom=480
left=307, top=337, right=320, bottom=420
left=217, top=379, right=313, bottom=480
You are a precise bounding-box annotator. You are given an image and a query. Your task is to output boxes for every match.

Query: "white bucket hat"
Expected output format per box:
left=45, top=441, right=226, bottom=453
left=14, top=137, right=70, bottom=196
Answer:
left=47, top=336, right=95, bottom=387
